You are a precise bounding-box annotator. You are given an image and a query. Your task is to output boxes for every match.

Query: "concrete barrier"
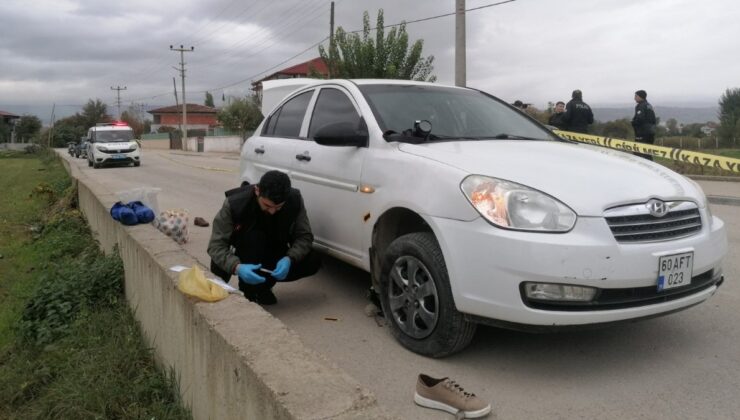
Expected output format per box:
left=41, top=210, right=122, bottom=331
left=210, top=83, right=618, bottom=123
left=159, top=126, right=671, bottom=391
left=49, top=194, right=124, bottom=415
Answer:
left=58, top=153, right=395, bottom=420
left=140, top=139, right=170, bottom=150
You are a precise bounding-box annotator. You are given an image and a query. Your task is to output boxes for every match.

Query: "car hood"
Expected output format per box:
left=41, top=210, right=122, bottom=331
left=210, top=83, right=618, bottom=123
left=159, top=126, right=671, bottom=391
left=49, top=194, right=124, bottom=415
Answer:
left=398, top=140, right=703, bottom=216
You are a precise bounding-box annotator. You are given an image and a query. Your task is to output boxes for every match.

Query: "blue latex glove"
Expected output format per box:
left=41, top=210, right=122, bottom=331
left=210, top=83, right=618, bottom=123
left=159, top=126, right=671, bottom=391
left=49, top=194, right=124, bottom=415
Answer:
left=272, top=257, right=292, bottom=281
left=236, top=264, right=266, bottom=285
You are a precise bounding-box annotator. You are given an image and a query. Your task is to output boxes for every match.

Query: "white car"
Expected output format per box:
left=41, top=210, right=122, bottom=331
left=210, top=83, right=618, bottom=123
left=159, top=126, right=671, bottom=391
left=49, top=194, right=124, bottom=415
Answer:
left=240, top=79, right=727, bottom=357
left=86, top=122, right=141, bottom=168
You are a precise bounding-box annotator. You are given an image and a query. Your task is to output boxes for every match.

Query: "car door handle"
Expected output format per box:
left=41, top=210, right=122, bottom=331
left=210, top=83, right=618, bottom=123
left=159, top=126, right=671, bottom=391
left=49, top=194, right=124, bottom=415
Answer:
left=295, top=152, right=311, bottom=162
left=254, top=146, right=265, bottom=154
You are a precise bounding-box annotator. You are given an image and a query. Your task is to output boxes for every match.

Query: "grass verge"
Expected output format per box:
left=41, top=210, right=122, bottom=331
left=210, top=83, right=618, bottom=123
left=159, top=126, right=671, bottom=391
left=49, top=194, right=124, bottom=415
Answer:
left=0, top=150, right=191, bottom=419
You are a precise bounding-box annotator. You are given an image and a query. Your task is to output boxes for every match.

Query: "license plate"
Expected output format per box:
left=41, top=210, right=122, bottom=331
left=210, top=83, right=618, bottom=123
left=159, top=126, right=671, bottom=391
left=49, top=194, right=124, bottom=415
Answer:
left=657, top=252, right=693, bottom=291
left=112, top=154, right=125, bottom=159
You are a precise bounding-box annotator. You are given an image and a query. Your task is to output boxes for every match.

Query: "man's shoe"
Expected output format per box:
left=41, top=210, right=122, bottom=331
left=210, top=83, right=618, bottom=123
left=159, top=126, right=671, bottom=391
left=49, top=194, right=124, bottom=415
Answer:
left=414, top=374, right=491, bottom=418
left=256, top=288, right=277, bottom=305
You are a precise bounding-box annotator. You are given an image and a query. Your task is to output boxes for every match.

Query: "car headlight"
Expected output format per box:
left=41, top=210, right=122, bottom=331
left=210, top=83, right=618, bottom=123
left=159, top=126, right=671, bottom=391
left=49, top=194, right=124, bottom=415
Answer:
left=96, top=146, right=106, bottom=151
left=460, top=175, right=576, bottom=232
left=131, top=143, right=138, bottom=150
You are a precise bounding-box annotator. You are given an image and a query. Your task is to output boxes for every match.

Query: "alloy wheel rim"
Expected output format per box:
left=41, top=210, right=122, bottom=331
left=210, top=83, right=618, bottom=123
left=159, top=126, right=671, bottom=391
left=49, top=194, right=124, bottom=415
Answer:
left=388, top=255, right=439, bottom=339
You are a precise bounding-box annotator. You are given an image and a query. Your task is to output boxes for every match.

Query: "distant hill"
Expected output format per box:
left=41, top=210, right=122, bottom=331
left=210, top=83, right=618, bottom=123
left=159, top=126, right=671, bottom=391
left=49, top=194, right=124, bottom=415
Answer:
left=593, top=106, right=718, bottom=125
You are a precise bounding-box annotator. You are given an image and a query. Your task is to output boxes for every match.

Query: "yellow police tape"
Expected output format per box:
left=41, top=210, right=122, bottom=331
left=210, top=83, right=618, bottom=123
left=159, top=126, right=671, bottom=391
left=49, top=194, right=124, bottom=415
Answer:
left=553, top=130, right=740, bottom=174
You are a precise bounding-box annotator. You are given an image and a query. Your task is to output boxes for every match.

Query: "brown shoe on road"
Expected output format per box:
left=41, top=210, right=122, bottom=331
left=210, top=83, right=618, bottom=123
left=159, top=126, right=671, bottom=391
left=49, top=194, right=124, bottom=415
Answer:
left=414, top=374, right=492, bottom=418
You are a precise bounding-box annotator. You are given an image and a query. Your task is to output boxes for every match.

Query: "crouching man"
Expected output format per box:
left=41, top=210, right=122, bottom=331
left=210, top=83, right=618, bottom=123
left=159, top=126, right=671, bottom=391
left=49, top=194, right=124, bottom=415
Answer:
left=207, top=170, right=321, bottom=305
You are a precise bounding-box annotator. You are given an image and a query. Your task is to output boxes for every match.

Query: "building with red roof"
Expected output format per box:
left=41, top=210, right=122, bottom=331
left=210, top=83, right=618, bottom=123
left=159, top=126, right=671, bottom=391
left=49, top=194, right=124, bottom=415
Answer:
left=147, top=103, right=219, bottom=133
left=251, top=57, right=328, bottom=98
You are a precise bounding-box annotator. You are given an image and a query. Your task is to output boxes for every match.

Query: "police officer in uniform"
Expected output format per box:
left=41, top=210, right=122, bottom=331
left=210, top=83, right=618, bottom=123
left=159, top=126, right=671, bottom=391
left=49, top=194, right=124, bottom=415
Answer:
left=207, top=170, right=321, bottom=305
left=631, top=89, right=657, bottom=161
left=563, top=89, right=594, bottom=134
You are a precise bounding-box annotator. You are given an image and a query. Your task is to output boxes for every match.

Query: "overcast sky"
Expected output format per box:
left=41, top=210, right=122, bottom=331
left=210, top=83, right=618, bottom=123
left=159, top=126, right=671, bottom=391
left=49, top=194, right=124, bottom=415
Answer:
left=1, top=0, right=738, bottom=119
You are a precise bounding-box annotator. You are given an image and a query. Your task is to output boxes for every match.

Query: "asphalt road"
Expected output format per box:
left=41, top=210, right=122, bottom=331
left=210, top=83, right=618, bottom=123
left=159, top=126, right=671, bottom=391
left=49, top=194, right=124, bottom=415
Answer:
left=61, top=150, right=740, bottom=420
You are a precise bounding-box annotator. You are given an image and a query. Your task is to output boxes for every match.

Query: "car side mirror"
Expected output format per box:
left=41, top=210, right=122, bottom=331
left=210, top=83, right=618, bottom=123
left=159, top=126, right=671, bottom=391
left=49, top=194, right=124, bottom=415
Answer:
left=313, top=119, right=368, bottom=147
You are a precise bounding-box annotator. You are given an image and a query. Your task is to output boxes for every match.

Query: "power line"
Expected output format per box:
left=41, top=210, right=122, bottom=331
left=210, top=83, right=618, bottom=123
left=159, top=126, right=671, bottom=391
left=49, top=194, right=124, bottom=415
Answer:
left=347, top=0, right=517, bottom=33
left=195, top=36, right=329, bottom=94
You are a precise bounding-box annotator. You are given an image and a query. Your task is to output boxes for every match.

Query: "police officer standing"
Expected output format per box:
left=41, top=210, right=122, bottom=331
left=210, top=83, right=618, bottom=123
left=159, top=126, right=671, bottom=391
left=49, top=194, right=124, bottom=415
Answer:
left=563, top=90, right=594, bottom=134
left=631, top=90, right=657, bottom=161
left=207, top=170, right=321, bottom=305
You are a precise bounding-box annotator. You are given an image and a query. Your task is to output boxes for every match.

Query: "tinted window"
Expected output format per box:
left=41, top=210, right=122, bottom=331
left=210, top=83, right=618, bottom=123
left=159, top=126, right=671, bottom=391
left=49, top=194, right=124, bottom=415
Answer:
left=270, top=91, right=312, bottom=138
left=359, top=84, right=555, bottom=142
left=95, top=130, right=134, bottom=142
left=263, top=109, right=280, bottom=135
left=309, top=88, right=360, bottom=139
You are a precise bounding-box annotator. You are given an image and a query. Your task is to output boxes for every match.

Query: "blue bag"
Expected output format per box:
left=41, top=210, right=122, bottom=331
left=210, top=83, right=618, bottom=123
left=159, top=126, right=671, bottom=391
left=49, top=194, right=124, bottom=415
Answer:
left=110, top=202, right=138, bottom=225
left=128, top=201, right=155, bottom=224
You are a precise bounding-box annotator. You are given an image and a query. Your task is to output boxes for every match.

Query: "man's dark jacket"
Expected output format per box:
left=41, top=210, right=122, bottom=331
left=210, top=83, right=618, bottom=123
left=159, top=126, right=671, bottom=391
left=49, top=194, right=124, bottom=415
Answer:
left=631, top=100, right=657, bottom=139
left=207, top=185, right=314, bottom=276
left=548, top=112, right=567, bottom=130
left=563, top=99, right=594, bottom=133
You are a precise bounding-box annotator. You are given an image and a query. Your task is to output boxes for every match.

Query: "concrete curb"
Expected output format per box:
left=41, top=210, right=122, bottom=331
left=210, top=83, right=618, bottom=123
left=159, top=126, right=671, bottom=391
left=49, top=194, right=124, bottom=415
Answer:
left=57, top=152, right=396, bottom=420
left=708, top=195, right=740, bottom=206
left=687, top=174, right=740, bottom=183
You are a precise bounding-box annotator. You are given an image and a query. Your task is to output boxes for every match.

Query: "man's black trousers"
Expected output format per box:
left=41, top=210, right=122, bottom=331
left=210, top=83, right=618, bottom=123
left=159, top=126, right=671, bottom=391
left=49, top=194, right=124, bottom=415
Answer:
left=635, top=134, right=655, bottom=161
left=210, top=241, right=321, bottom=298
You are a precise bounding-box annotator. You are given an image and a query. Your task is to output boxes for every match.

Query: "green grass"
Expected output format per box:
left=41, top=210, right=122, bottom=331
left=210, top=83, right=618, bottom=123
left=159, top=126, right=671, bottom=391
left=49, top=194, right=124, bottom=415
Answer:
left=0, top=151, right=191, bottom=419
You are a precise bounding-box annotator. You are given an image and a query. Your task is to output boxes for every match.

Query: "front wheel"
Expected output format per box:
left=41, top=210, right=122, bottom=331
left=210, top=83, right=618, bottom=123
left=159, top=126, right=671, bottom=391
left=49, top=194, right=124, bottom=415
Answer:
left=134, top=161, right=140, bottom=167
left=379, top=232, right=476, bottom=357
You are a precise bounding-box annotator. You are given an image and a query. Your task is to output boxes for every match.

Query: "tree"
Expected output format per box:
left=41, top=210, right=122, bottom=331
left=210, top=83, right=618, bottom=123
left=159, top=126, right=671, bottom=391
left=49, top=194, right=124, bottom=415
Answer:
left=317, top=9, right=435, bottom=81
left=602, top=118, right=633, bottom=139
left=217, top=96, right=263, bottom=136
left=50, top=122, right=85, bottom=147
left=718, top=87, right=740, bottom=145
left=205, top=92, right=215, bottom=108
left=666, top=118, right=679, bottom=136
left=0, top=119, right=11, bottom=143
left=81, top=99, right=111, bottom=128
left=15, top=115, right=42, bottom=143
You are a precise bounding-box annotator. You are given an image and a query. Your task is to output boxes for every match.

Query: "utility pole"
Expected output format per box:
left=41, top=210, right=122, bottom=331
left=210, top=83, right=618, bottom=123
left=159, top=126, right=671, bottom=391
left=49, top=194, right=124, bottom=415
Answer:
left=455, top=0, right=466, bottom=87
left=172, top=77, right=182, bottom=134
left=170, top=44, right=194, bottom=150
left=47, top=103, right=55, bottom=147
left=110, top=85, right=127, bottom=119
left=329, top=1, right=335, bottom=78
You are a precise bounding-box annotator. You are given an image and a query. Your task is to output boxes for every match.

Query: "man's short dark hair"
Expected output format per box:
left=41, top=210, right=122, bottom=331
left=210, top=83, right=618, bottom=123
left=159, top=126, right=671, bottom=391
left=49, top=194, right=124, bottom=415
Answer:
left=572, top=90, right=582, bottom=100
left=556, top=101, right=565, bottom=106
left=258, top=170, right=291, bottom=203
left=635, top=90, right=647, bottom=100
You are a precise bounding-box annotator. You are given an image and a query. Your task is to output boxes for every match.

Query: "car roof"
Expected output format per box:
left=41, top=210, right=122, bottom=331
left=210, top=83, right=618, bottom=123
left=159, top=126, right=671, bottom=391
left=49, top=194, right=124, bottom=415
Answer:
left=260, top=78, right=470, bottom=116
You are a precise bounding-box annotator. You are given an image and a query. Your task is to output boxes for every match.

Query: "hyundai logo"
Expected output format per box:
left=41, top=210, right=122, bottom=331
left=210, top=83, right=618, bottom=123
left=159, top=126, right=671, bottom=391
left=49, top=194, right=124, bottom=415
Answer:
left=646, top=199, right=669, bottom=217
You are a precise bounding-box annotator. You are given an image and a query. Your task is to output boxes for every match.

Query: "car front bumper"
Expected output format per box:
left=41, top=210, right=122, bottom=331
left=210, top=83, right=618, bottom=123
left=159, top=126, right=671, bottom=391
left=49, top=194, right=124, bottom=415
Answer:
left=431, top=209, right=727, bottom=326
left=94, top=149, right=140, bottom=165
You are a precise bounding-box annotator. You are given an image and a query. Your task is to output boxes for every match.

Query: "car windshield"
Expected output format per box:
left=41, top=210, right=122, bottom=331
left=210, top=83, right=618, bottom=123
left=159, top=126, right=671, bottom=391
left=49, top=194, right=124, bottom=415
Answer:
left=358, top=84, right=556, bottom=142
left=96, top=130, right=133, bottom=142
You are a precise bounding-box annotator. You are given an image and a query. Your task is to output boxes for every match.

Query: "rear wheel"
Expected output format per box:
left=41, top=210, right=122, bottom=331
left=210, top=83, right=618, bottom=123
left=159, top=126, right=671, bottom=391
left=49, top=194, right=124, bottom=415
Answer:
left=379, top=232, right=476, bottom=357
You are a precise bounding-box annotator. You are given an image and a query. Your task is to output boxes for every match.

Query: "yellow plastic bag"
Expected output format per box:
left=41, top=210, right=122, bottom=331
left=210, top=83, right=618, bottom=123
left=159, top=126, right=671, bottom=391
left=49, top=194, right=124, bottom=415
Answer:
left=177, top=265, right=228, bottom=302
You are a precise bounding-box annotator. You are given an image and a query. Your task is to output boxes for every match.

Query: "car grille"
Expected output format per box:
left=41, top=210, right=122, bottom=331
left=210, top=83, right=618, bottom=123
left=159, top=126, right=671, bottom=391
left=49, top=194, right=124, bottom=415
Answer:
left=100, top=148, right=136, bottom=154
left=604, top=201, right=702, bottom=243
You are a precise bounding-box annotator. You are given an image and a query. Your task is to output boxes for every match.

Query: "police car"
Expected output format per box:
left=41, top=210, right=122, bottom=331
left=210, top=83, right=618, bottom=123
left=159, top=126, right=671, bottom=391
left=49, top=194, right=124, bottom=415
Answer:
left=86, top=122, right=141, bottom=168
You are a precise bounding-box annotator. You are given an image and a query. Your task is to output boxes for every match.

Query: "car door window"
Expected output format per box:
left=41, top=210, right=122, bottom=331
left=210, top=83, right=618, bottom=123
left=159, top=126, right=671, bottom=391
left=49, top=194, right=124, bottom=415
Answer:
left=308, top=88, right=360, bottom=139
left=265, top=91, right=312, bottom=138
